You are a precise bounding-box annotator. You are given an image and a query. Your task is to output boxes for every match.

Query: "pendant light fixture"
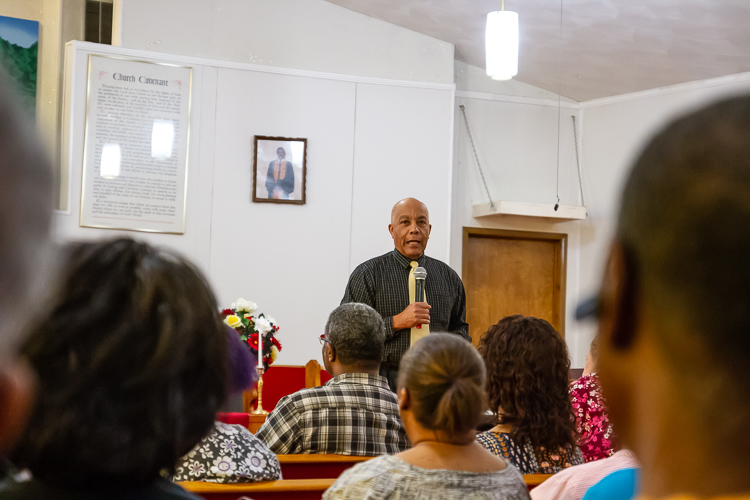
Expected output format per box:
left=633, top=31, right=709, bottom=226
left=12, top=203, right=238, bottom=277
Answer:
left=485, top=0, right=519, bottom=81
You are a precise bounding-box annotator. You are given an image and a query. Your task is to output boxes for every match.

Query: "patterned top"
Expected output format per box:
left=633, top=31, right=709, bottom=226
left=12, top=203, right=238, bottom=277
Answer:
left=172, top=421, right=281, bottom=483
left=341, top=249, right=470, bottom=367
left=476, top=430, right=584, bottom=474
left=570, top=373, right=617, bottom=462
left=255, top=373, right=410, bottom=455
left=323, top=455, right=531, bottom=500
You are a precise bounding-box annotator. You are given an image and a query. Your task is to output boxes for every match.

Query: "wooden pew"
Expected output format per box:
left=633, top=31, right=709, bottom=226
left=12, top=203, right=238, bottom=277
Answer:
left=179, top=478, right=335, bottom=500
left=277, top=454, right=372, bottom=479
left=524, top=473, right=553, bottom=490
left=180, top=472, right=552, bottom=499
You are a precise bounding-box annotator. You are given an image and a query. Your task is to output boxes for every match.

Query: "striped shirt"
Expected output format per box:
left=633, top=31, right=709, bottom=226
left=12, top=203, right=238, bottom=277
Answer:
left=341, top=249, right=470, bottom=366
left=530, top=450, right=639, bottom=500
left=255, top=373, right=410, bottom=456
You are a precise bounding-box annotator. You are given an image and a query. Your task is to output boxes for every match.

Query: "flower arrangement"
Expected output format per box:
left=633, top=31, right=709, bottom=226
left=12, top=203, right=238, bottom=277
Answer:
left=221, top=298, right=282, bottom=371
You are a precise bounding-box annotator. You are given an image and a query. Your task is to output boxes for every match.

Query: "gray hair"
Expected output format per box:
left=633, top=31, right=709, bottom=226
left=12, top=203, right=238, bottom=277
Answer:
left=0, top=78, right=54, bottom=364
left=325, top=303, right=385, bottom=367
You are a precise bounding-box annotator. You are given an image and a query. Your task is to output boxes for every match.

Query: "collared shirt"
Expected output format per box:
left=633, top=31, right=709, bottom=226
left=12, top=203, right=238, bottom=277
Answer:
left=341, top=249, right=470, bottom=365
left=255, top=373, right=410, bottom=456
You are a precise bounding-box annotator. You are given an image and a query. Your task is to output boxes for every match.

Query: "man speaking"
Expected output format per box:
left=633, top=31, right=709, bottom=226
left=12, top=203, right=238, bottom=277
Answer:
left=341, top=197, right=470, bottom=391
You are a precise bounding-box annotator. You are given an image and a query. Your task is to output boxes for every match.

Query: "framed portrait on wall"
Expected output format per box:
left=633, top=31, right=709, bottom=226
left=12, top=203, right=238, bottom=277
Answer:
left=252, top=135, right=307, bottom=204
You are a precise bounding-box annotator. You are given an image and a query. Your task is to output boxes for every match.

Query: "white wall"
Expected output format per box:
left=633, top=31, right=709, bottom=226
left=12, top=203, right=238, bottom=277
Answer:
left=579, top=72, right=750, bottom=304
left=57, top=41, right=454, bottom=367
left=113, top=0, right=454, bottom=85
left=451, top=62, right=588, bottom=366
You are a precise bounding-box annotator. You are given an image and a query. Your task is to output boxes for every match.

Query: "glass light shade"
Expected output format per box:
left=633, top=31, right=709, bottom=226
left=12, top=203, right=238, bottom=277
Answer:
left=485, top=10, right=519, bottom=80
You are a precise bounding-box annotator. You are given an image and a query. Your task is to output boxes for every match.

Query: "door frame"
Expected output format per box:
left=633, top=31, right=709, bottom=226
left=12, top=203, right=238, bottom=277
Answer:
left=462, top=227, right=568, bottom=338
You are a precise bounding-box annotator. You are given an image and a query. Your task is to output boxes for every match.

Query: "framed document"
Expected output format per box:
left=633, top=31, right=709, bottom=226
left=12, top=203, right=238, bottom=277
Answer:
left=252, top=135, right=307, bottom=205
left=80, top=55, right=192, bottom=233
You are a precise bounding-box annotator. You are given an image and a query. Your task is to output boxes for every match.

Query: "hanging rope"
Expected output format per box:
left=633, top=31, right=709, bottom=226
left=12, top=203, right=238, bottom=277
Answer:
left=571, top=115, right=587, bottom=213
left=459, top=105, right=495, bottom=211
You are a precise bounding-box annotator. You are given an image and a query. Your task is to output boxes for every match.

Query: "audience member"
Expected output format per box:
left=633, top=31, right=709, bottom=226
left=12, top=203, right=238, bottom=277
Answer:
left=477, top=315, right=583, bottom=474
left=3, top=238, right=228, bottom=499
left=172, top=328, right=280, bottom=483
left=595, top=95, right=750, bottom=499
left=0, top=80, right=54, bottom=458
left=530, top=449, right=639, bottom=500
left=581, top=468, right=639, bottom=500
left=570, top=336, right=617, bottom=462
left=256, top=303, right=409, bottom=455
left=324, top=333, right=530, bottom=499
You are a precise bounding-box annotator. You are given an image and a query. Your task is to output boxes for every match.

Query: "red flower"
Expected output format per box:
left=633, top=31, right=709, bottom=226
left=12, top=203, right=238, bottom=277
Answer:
left=220, top=308, right=234, bottom=316
left=271, top=336, right=283, bottom=351
left=245, top=333, right=259, bottom=350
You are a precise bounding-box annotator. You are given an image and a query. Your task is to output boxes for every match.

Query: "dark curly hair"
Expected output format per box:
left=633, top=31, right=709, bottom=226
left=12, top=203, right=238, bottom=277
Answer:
left=478, top=315, right=576, bottom=452
left=12, top=238, right=228, bottom=486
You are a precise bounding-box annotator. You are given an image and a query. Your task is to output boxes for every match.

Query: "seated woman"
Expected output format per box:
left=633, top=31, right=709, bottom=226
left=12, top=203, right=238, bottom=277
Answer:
left=324, top=333, right=529, bottom=500
left=172, top=329, right=281, bottom=483
left=570, top=336, right=618, bottom=462
left=477, top=315, right=584, bottom=474
left=3, top=238, right=230, bottom=499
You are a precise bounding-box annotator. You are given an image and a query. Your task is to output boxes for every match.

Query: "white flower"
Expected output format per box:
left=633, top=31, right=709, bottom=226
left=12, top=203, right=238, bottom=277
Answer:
left=210, top=456, right=237, bottom=477
left=245, top=451, right=267, bottom=472
left=254, top=316, right=273, bottom=334
left=231, top=298, right=257, bottom=314
left=187, top=460, right=206, bottom=477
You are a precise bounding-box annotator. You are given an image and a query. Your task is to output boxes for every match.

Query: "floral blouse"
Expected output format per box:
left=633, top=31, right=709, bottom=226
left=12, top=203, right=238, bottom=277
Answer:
left=570, top=373, right=617, bottom=462
left=476, top=430, right=583, bottom=474
left=172, top=421, right=281, bottom=483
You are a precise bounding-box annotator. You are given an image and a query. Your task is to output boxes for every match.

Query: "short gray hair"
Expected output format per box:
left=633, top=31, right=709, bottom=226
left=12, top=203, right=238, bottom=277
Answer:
left=325, top=303, right=384, bottom=367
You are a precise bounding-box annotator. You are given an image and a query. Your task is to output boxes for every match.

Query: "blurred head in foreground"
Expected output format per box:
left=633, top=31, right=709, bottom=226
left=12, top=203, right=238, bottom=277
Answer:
left=0, top=80, right=54, bottom=454
left=597, top=95, right=750, bottom=497
left=478, top=315, right=576, bottom=452
left=12, top=238, right=228, bottom=486
left=397, top=333, right=486, bottom=441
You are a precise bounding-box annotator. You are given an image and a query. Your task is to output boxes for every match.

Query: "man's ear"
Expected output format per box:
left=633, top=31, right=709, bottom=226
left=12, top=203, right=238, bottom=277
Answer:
left=325, top=343, right=336, bottom=363
left=0, top=361, right=35, bottom=455
left=388, top=223, right=394, bottom=238
left=598, top=240, right=639, bottom=351
left=397, top=388, right=410, bottom=412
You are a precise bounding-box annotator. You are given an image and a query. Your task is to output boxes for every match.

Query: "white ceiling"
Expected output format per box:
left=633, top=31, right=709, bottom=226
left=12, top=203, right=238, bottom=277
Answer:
left=322, top=0, right=750, bottom=102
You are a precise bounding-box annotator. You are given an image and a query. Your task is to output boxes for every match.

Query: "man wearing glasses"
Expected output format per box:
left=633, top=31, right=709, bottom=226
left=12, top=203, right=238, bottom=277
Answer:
left=256, top=303, right=409, bottom=455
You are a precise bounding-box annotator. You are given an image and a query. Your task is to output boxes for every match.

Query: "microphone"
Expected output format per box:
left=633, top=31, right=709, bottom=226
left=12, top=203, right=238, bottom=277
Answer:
left=414, top=267, right=427, bottom=303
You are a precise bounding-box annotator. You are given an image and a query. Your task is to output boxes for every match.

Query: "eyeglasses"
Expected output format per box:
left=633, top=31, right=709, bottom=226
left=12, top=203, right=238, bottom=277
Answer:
left=318, top=334, right=331, bottom=347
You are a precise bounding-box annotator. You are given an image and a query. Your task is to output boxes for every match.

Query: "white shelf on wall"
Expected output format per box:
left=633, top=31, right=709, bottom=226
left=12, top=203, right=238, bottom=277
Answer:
left=473, top=200, right=587, bottom=222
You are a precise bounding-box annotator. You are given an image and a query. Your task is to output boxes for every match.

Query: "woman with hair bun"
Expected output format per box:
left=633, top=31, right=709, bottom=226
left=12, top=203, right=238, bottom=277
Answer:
left=477, top=315, right=583, bottom=474
left=324, top=333, right=529, bottom=500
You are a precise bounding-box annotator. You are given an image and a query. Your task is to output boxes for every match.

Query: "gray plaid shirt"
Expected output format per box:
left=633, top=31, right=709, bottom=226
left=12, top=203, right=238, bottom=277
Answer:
left=255, top=373, right=409, bottom=455
left=341, top=249, right=470, bottom=366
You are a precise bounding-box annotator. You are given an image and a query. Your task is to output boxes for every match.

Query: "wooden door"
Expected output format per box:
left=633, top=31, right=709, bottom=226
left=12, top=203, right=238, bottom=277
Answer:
left=462, top=228, right=567, bottom=347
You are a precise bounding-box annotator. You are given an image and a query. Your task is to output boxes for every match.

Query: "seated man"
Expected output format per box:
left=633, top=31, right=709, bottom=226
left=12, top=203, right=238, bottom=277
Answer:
left=256, top=303, right=409, bottom=455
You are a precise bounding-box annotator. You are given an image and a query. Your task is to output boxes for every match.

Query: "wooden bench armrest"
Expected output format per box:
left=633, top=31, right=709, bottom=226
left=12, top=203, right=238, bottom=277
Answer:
left=523, top=473, right=554, bottom=486
left=276, top=454, right=373, bottom=464
left=179, top=478, right=335, bottom=493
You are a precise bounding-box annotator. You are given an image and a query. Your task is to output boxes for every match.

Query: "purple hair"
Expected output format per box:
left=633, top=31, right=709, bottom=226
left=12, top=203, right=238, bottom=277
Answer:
left=226, top=327, right=257, bottom=393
